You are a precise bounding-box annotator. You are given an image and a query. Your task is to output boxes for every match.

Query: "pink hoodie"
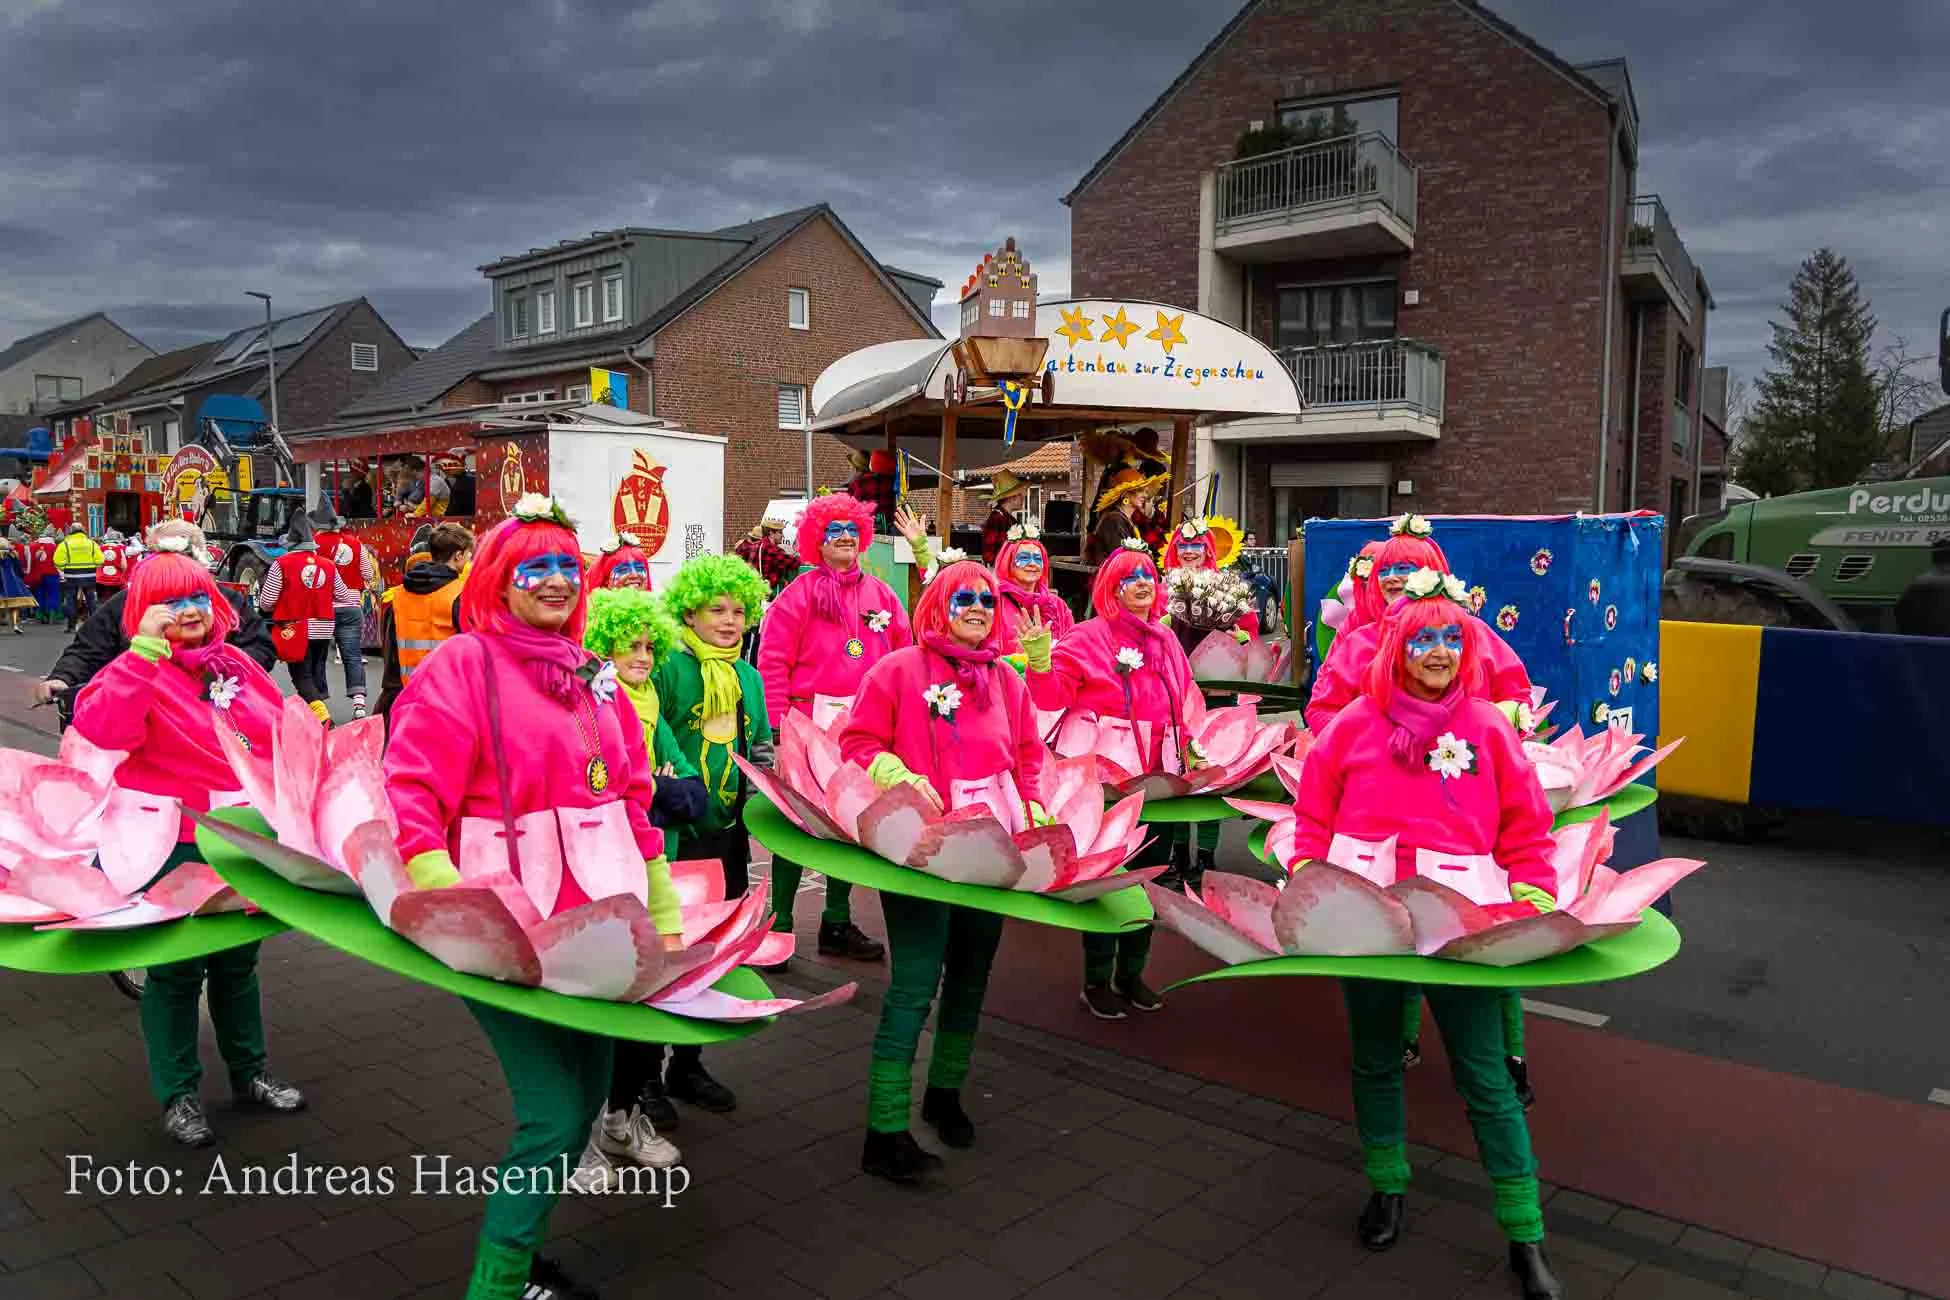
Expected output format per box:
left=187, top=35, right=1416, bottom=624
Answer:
left=838, top=643, right=1047, bottom=808
left=757, top=565, right=912, bottom=727
left=1304, top=615, right=1532, bottom=735
left=384, top=633, right=663, bottom=874
left=1027, top=613, right=1194, bottom=769
left=1292, top=694, right=1556, bottom=898
left=992, top=582, right=1074, bottom=656
left=72, top=641, right=281, bottom=841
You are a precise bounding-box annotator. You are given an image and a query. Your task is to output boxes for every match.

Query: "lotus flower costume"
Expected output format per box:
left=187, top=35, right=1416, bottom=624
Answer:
left=1187, top=629, right=1293, bottom=688
left=1525, top=725, right=1682, bottom=813
left=1049, top=698, right=1300, bottom=800
left=0, top=729, right=250, bottom=931
left=735, top=711, right=1159, bottom=900
left=193, top=698, right=850, bottom=1023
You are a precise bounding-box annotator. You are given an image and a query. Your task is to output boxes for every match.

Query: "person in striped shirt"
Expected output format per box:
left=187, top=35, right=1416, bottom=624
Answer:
left=256, top=510, right=353, bottom=723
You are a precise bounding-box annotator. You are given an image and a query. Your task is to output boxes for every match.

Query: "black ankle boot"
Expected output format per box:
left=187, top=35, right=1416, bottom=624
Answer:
left=1186, top=849, right=1214, bottom=893
left=1508, top=1242, right=1564, bottom=1298
left=818, top=920, right=885, bottom=961
left=1356, top=1191, right=1404, bottom=1251
left=529, top=1253, right=602, bottom=1300
left=920, top=1087, right=974, bottom=1148
left=861, top=1130, right=943, bottom=1184
left=1507, top=1055, right=1536, bottom=1110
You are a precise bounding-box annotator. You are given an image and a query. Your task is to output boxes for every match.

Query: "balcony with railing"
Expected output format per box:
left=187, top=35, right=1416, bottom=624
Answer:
left=1214, top=338, right=1445, bottom=445
left=1213, top=133, right=1418, bottom=261
left=1623, top=194, right=1698, bottom=322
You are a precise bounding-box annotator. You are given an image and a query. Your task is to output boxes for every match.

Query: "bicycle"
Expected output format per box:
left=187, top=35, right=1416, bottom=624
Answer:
left=110, top=969, right=145, bottom=1000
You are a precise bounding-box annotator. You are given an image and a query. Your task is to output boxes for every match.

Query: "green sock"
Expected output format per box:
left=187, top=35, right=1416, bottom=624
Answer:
left=768, top=858, right=802, bottom=932
left=822, top=877, right=853, bottom=924
left=926, top=1030, right=976, bottom=1090
left=1501, top=990, right=1526, bottom=1057
left=464, top=1237, right=532, bottom=1300
left=1493, top=1175, right=1545, bottom=1243
left=1363, top=1141, right=1411, bottom=1194
left=1402, top=992, right=1425, bottom=1043
left=867, top=1058, right=911, bottom=1133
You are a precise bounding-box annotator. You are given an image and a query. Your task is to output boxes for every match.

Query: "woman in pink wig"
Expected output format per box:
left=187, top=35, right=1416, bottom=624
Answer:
left=990, top=523, right=1072, bottom=655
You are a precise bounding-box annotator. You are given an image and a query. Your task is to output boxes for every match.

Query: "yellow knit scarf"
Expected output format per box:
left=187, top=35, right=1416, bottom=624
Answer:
left=678, top=627, right=742, bottom=722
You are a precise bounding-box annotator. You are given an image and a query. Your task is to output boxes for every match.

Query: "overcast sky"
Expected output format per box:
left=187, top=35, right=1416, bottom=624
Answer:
left=2, top=0, right=1945, bottom=398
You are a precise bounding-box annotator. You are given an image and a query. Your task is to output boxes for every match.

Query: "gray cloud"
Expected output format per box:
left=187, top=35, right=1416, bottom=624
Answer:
left=1, top=0, right=1944, bottom=402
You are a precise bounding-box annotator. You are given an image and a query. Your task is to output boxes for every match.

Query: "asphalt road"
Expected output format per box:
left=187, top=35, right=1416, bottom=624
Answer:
left=4, top=619, right=1946, bottom=1108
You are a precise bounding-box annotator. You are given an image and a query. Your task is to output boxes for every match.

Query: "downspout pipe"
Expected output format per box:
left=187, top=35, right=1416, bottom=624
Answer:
left=1595, top=116, right=1623, bottom=512
left=1628, top=305, right=1644, bottom=509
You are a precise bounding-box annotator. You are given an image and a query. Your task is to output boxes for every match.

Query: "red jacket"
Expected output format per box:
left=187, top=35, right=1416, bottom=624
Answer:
left=315, top=529, right=368, bottom=592
left=267, top=550, right=336, bottom=625
left=26, top=540, right=57, bottom=584
left=94, top=544, right=129, bottom=588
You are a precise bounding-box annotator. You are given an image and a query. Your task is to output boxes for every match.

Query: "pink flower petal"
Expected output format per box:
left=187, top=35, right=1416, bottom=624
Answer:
left=1145, top=882, right=1277, bottom=964
left=1224, top=797, right=1297, bottom=825
left=1388, top=876, right=1496, bottom=955
left=8, top=855, right=131, bottom=919
left=731, top=758, right=816, bottom=837
left=215, top=720, right=278, bottom=824
left=57, top=729, right=125, bottom=789
left=348, top=824, right=415, bottom=927
left=390, top=887, right=544, bottom=984
left=1192, top=706, right=1258, bottom=767
left=1271, top=864, right=1415, bottom=956
left=1128, top=772, right=1194, bottom=801
left=912, top=814, right=1025, bottom=887
left=1199, top=873, right=1282, bottom=952
left=856, top=782, right=937, bottom=865
left=324, top=715, right=388, bottom=786
left=822, top=760, right=882, bottom=841
left=312, top=760, right=391, bottom=875
left=1012, top=824, right=1082, bottom=894
left=96, top=787, right=182, bottom=896
left=0, top=891, right=66, bottom=924
left=558, top=803, right=647, bottom=908
left=459, top=811, right=564, bottom=919
left=529, top=893, right=664, bottom=1000
left=1433, top=911, right=1592, bottom=966
left=186, top=809, right=358, bottom=894
left=1265, top=821, right=1299, bottom=872
left=271, top=698, right=326, bottom=858
left=680, top=897, right=745, bottom=948
left=1271, top=752, right=1308, bottom=800
left=651, top=980, right=858, bottom=1020
left=1571, top=857, right=1705, bottom=927
left=670, top=858, right=725, bottom=909
left=653, top=887, right=774, bottom=1003
left=1089, top=793, right=1147, bottom=859
left=1050, top=862, right=1167, bottom=900
left=747, top=931, right=795, bottom=968
left=143, top=862, right=234, bottom=915
left=20, top=764, right=108, bottom=855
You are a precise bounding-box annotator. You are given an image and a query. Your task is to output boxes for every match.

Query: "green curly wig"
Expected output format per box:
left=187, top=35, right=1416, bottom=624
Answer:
left=662, top=552, right=770, bottom=623
left=583, top=587, right=681, bottom=660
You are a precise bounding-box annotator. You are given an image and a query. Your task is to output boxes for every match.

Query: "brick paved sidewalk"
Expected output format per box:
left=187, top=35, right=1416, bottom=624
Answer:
left=0, top=933, right=1931, bottom=1300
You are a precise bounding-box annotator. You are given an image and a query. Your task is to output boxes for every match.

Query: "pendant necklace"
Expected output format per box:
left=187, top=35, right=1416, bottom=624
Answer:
left=569, top=693, right=611, bottom=795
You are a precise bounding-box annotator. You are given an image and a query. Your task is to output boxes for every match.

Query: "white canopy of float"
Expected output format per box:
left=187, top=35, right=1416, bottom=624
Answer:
left=810, top=299, right=1301, bottom=472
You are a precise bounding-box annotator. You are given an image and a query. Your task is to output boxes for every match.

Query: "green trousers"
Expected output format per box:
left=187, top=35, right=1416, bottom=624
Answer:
left=1080, top=836, right=1166, bottom=986
left=140, top=842, right=267, bottom=1107
left=1169, top=821, right=1221, bottom=858
left=1402, top=987, right=1526, bottom=1056
left=867, top=893, right=1005, bottom=1132
left=1343, top=979, right=1543, bottom=1242
left=463, top=1002, right=614, bottom=1300
left=766, top=858, right=852, bottom=930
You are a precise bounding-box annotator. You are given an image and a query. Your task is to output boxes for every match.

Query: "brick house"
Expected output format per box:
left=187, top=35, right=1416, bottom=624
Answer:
left=0, top=312, right=152, bottom=417
left=1065, top=0, right=1712, bottom=542
left=333, top=205, right=941, bottom=535
left=949, top=441, right=1084, bottom=528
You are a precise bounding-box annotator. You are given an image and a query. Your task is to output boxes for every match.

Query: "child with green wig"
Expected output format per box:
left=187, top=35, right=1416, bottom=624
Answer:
left=646, top=553, right=774, bottom=1122
left=566, top=586, right=707, bottom=1189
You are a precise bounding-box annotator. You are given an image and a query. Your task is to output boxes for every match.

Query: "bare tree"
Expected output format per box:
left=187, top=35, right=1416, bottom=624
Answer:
left=1873, top=334, right=1936, bottom=443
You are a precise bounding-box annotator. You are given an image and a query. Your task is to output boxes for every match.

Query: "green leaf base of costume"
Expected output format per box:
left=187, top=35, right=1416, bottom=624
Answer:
left=1139, top=770, right=1287, bottom=825
left=744, top=798, right=1151, bottom=934
left=1165, top=908, right=1680, bottom=992
left=1247, top=784, right=1661, bottom=862
left=0, top=911, right=287, bottom=975
left=197, top=808, right=769, bottom=1045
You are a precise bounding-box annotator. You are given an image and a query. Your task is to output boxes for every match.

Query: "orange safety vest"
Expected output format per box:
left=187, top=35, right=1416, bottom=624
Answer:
left=388, top=576, right=463, bottom=680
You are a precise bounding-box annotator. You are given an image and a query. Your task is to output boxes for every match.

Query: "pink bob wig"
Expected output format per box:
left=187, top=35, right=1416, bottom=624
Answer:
left=1090, top=546, right=1163, bottom=622
left=913, top=560, right=1001, bottom=647
left=121, top=553, right=237, bottom=642
left=587, top=542, right=652, bottom=592
left=1362, top=593, right=1487, bottom=713
left=1373, top=531, right=1451, bottom=578
left=1342, top=539, right=1388, bottom=631
left=795, top=493, right=876, bottom=568
left=461, top=516, right=589, bottom=642
left=993, top=537, right=1051, bottom=592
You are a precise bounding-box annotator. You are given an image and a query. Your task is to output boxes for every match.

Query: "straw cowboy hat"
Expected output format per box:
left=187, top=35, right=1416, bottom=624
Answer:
left=986, top=469, right=1031, bottom=503
left=1094, top=464, right=1168, bottom=513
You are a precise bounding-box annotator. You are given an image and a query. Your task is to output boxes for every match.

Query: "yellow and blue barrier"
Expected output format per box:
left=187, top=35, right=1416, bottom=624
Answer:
left=1659, top=621, right=1950, bottom=826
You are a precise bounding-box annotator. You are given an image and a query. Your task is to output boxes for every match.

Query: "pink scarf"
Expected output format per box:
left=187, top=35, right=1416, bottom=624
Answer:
left=808, top=563, right=866, bottom=627
left=921, top=631, right=999, bottom=707
left=1382, top=680, right=1465, bottom=767
left=485, top=617, right=591, bottom=705
left=998, top=576, right=1065, bottom=625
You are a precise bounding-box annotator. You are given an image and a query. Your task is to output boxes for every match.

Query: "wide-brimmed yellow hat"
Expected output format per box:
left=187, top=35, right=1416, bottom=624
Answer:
left=1095, top=464, right=1169, bottom=512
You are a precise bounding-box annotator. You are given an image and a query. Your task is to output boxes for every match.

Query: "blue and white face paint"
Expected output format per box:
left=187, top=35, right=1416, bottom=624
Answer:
left=1404, top=623, right=1465, bottom=659
left=513, top=553, right=581, bottom=591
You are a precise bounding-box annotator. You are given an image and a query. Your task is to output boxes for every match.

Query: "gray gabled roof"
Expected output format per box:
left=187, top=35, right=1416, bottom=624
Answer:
left=0, top=312, right=147, bottom=376
left=107, top=299, right=379, bottom=409
left=337, top=313, right=498, bottom=418
left=1063, top=0, right=1621, bottom=205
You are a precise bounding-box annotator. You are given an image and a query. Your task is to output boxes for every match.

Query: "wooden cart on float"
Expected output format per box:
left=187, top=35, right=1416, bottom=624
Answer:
left=808, top=239, right=1302, bottom=613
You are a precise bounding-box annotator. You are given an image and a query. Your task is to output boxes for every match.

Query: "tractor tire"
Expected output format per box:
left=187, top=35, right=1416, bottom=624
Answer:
left=1660, top=573, right=1799, bottom=627
left=230, top=555, right=266, bottom=604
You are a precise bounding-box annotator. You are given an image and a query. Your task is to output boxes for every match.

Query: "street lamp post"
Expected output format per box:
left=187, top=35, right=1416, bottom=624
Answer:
left=244, top=291, right=279, bottom=438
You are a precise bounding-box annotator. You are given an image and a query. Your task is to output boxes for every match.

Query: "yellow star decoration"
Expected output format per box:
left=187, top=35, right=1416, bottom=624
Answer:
left=1055, top=306, right=1095, bottom=347
left=1098, top=305, right=1140, bottom=350
left=1146, top=310, right=1189, bottom=351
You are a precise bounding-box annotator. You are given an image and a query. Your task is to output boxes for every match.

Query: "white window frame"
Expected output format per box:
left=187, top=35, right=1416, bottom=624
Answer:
left=572, top=279, right=595, bottom=328
left=788, top=287, right=810, bottom=330
left=507, top=292, right=529, bottom=339
left=777, top=383, right=809, bottom=430
left=350, top=342, right=380, bottom=372
left=504, top=388, right=556, bottom=405
left=1011, top=299, right=1031, bottom=318
left=601, top=272, right=624, bottom=323
left=536, top=288, right=556, bottom=335
left=565, top=384, right=590, bottom=402
left=988, top=298, right=1006, bottom=318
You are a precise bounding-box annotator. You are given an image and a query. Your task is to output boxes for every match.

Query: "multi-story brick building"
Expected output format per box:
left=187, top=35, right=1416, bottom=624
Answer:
left=1065, top=0, right=1712, bottom=541
left=332, top=204, right=941, bottom=534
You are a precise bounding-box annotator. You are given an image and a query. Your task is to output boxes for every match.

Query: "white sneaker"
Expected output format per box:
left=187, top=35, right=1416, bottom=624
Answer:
left=595, top=1104, right=682, bottom=1169
left=566, top=1140, right=614, bottom=1193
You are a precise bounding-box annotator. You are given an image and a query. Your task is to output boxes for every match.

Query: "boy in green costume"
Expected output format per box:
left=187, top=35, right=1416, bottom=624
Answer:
left=649, top=554, right=774, bottom=1121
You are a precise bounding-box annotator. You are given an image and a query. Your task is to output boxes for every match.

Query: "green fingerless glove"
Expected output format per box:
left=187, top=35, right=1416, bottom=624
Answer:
left=1232, top=628, right=1251, bottom=644
left=1495, top=700, right=1521, bottom=728
left=867, top=751, right=926, bottom=791
left=1027, top=800, right=1055, bottom=828
left=1020, top=626, right=1052, bottom=673
left=645, top=855, right=682, bottom=935
left=1509, top=882, right=1557, bottom=914
left=909, top=534, right=934, bottom=571
left=406, top=850, right=461, bottom=890
left=130, top=635, right=171, bottom=664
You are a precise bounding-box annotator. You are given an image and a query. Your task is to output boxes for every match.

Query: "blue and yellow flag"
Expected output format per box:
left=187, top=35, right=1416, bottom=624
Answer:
left=589, top=368, right=628, bottom=408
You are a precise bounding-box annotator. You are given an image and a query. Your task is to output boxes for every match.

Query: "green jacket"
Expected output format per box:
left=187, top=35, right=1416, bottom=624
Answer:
left=651, top=649, right=772, bottom=841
